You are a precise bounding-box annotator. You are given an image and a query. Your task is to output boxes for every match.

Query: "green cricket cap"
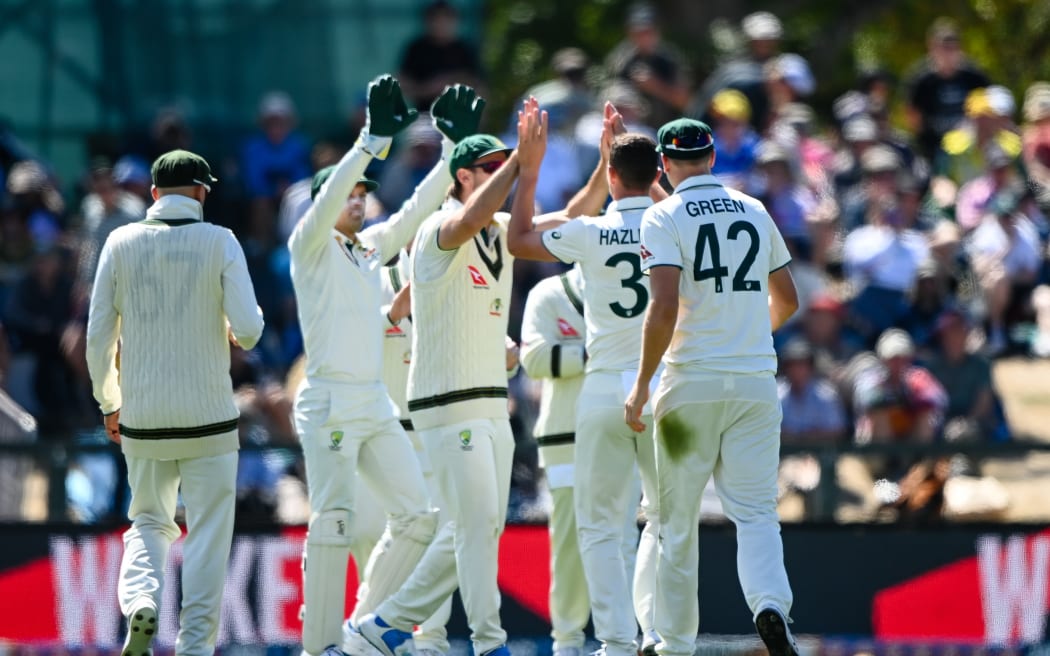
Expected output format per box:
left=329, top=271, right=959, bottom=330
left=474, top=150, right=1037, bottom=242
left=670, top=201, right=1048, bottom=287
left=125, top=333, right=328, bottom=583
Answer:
left=656, top=118, right=715, bottom=160
left=310, top=165, right=380, bottom=201
left=150, top=149, right=218, bottom=188
left=449, top=134, right=513, bottom=175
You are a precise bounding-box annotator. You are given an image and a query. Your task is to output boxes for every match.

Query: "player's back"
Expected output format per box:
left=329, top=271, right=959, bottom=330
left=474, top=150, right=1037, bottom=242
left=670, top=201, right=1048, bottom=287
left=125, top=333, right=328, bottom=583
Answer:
left=543, top=197, right=652, bottom=373
left=641, top=178, right=791, bottom=375
left=105, top=220, right=237, bottom=426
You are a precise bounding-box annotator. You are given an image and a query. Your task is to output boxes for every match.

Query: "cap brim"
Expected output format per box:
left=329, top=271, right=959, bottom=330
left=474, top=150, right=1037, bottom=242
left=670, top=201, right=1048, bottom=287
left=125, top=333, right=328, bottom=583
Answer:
left=359, top=179, right=380, bottom=192
left=473, top=147, right=514, bottom=163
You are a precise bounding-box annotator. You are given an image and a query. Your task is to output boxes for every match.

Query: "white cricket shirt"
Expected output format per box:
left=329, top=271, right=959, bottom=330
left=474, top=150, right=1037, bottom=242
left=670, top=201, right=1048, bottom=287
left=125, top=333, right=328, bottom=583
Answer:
left=640, top=174, right=791, bottom=375
left=289, top=144, right=450, bottom=390
left=540, top=196, right=653, bottom=373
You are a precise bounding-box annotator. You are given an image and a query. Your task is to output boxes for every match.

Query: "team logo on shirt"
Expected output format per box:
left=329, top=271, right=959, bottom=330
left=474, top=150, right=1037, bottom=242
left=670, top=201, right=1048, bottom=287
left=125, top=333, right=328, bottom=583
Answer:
left=329, top=430, right=344, bottom=451
left=557, top=318, right=580, bottom=337
left=551, top=230, right=562, bottom=239
left=468, top=265, right=489, bottom=288
left=402, top=349, right=411, bottom=364
left=459, top=429, right=473, bottom=451
left=489, top=298, right=503, bottom=316
left=640, top=244, right=654, bottom=262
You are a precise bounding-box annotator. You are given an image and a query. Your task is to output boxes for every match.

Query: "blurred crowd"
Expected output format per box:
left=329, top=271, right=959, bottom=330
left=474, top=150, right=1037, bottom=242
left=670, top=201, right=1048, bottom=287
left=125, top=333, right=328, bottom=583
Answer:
left=2, top=1, right=1049, bottom=525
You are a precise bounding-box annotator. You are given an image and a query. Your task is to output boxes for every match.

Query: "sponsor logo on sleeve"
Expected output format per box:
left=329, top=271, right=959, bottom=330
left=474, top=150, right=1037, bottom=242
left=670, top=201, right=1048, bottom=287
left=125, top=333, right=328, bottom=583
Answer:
left=557, top=318, right=580, bottom=337
left=640, top=244, right=654, bottom=262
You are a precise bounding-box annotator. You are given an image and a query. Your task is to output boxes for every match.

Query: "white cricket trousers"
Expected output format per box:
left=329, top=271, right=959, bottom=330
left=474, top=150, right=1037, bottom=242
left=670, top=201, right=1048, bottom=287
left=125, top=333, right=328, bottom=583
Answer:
left=574, top=372, right=658, bottom=656
left=119, top=451, right=238, bottom=656
left=547, top=465, right=641, bottom=651
left=376, top=417, right=514, bottom=655
left=651, top=370, right=793, bottom=656
left=296, top=383, right=433, bottom=656
left=350, top=430, right=452, bottom=653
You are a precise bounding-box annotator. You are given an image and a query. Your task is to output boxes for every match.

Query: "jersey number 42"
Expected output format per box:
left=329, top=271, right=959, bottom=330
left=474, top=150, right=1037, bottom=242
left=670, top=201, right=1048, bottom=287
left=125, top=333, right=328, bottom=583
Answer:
left=693, top=221, right=761, bottom=293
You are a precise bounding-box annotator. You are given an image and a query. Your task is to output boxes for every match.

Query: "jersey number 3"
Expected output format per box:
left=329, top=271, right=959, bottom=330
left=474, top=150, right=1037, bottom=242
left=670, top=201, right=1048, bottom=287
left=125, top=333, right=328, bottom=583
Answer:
left=604, top=252, right=648, bottom=318
left=693, top=221, right=761, bottom=293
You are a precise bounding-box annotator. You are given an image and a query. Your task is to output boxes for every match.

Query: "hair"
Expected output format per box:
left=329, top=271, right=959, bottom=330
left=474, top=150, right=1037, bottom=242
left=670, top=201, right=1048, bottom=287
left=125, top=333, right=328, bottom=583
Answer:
left=609, top=133, right=660, bottom=192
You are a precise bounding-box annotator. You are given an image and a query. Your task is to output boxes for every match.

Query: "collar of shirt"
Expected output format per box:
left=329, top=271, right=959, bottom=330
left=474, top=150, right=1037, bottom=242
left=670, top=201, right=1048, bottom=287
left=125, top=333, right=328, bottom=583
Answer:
left=606, top=195, right=653, bottom=213
left=145, top=194, right=203, bottom=222
left=673, top=174, right=724, bottom=195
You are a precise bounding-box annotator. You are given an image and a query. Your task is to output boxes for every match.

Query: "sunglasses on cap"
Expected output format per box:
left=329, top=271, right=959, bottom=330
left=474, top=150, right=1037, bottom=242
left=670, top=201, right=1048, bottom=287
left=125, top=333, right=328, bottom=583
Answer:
left=469, top=160, right=505, bottom=174
left=670, top=132, right=713, bottom=150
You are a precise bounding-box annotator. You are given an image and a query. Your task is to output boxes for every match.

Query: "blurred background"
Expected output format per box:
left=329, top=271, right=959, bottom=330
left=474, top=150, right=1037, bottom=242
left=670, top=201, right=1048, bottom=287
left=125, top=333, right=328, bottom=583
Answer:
left=1, top=0, right=1050, bottom=652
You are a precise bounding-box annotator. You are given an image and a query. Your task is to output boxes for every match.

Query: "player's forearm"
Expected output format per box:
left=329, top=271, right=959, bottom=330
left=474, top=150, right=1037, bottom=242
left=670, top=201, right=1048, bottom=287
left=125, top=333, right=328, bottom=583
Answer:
left=373, top=149, right=453, bottom=262
left=508, top=170, right=543, bottom=258
left=441, top=152, right=520, bottom=249
left=637, top=299, right=676, bottom=384
left=289, top=141, right=376, bottom=254
left=768, top=294, right=798, bottom=332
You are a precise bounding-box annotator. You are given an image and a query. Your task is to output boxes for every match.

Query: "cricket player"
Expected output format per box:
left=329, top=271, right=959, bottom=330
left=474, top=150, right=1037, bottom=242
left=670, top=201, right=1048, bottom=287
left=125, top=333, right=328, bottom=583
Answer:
left=624, top=118, right=801, bottom=656
left=347, top=253, right=455, bottom=656
left=520, top=267, right=645, bottom=656
left=290, top=76, right=485, bottom=656
left=85, top=149, right=264, bottom=656
left=507, top=97, right=664, bottom=656
left=353, top=94, right=610, bottom=656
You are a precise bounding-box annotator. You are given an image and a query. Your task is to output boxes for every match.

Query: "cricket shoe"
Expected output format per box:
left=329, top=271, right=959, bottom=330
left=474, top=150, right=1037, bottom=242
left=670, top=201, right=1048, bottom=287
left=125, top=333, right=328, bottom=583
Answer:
left=481, top=646, right=510, bottom=656
left=553, top=648, right=581, bottom=656
left=356, top=614, right=415, bottom=656
left=640, top=630, right=661, bottom=656
left=121, top=605, right=158, bottom=656
left=415, top=649, right=446, bottom=656
left=755, top=608, right=799, bottom=656
left=343, top=621, right=378, bottom=656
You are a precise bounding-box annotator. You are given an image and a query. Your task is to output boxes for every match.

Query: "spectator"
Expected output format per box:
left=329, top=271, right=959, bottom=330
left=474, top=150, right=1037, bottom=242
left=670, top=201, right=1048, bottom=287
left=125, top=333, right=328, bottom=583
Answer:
left=112, top=155, right=153, bottom=206
left=901, top=260, right=953, bottom=354
left=763, top=54, right=816, bottom=131
left=955, top=141, right=1032, bottom=232
left=754, top=141, right=815, bottom=247
left=691, top=11, right=785, bottom=130
left=1021, top=82, right=1050, bottom=210
left=926, top=308, right=998, bottom=441
left=904, top=18, right=991, bottom=161
left=144, top=107, right=192, bottom=162
left=793, top=294, right=863, bottom=396
left=242, top=91, right=311, bottom=208
left=4, top=246, right=83, bottom=435
left=377, top=120, right=443, bottom=212
left=935, top=87, right=1023, bottom=198
left=605, top=2, right=691, bottom=127
left=398, top=0, right=484, bottom=108
left=76, top=166, right=146, bottom=302
left=832, top=114, right=880, bottom=207
left=967, top=189, right=1042, bottom=354
left=6, top=160, right=64, bottom=252
left=853, top=329, right=948, bottom=444
left=518, top=48, right=595, bottom=136
left=708, top=89, right=760, bottom=191
left=778, top=338, right=848, bottom=445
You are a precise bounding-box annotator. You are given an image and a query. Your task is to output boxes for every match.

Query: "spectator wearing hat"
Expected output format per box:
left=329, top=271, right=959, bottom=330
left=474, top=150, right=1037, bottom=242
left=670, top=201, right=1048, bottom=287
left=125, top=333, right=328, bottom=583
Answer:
left=926, top=308, right=999, bottom=441
left=967, top=189, right=1042, bottom=354
left=935, top=87, right=1023, bottom=195
left=754, top=141, right=816, bottom=247
left=783, top=293, right=863, bottom=396
left=832, top=114, right=880, bottom=206
left=900, top=260, right=954, bottom=354
left=5, top=160, right=64, bottom=252
left=77, top=166, right=146, bottom=297
left=707, top=89, right=760, bottom=191
left=378, top=120, right=445, bottom=212
left=842, top=145, right=931, bottom=343
left=112, top=155, right=153, bottom=205
left=778, top=338, right=848, bottom=445
left=955, top=141, right=1034, bottom=232
left=904, top=18, right=991, bottom=161
left=398, top=0, right=484, bottom=109
left=853, top=329, right=948, bottom=444
left=242, top=91, right=311, bottom=206
left=605, top=2, right=692, bottom=128
left=840, top=144, right=906, bottom=232
left=691, top=11, right=786, bottom=131
left=763, top=54, right=815, bottom=130
left=1021, top=82, right=1050, bottom=208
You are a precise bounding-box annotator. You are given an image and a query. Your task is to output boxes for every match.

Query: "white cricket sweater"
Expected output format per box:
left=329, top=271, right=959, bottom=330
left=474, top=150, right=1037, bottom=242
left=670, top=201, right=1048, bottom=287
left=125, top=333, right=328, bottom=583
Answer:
left=520, top=268, right=586, bottom=470
left=85, top=195, right=264, bottom=460
left=407, top=201, right=515, bottom=430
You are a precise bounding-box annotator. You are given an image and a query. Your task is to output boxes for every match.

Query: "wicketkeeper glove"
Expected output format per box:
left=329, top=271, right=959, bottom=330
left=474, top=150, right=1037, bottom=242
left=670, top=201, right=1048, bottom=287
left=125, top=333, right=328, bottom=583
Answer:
left=430, top=84, right=486, bottom=143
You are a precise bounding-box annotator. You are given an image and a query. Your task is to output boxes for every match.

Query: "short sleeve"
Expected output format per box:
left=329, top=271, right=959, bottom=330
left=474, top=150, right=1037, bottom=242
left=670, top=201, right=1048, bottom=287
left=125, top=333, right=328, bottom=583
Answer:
left=640, top=207, right=682, bottom=271
left=766, top=212, right=792, bottom=272
left=541, top=218, right=588, bottom=264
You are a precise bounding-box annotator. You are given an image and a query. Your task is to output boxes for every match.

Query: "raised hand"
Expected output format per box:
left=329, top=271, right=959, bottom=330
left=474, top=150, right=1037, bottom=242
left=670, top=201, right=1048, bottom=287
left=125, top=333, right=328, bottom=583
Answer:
left=431, top=84, right=486, bottom=143
left=516, top=96, right=548, bottom=175
left=366, top=75, right=419, bottom=137
left=599, top=101, right=627, bottom=162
